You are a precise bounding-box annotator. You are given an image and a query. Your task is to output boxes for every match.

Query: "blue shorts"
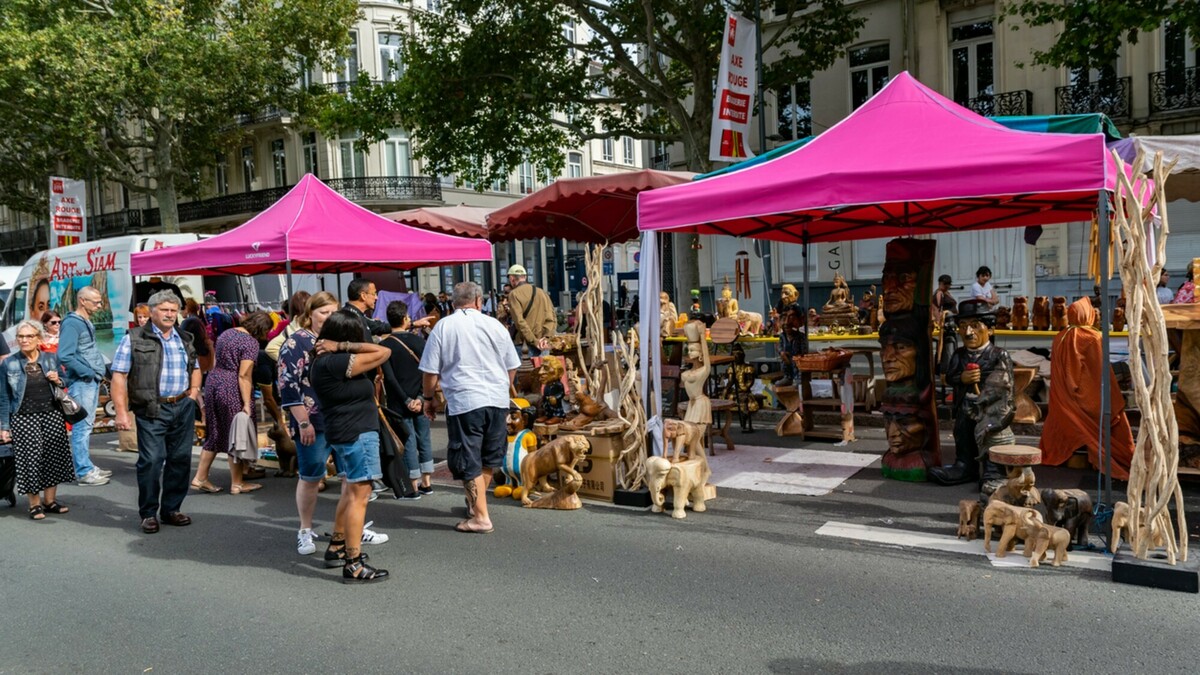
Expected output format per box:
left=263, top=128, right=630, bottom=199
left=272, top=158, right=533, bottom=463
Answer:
left=296, top=432, right=333, bottom=483
left=331, top=431, right=382, bottom=484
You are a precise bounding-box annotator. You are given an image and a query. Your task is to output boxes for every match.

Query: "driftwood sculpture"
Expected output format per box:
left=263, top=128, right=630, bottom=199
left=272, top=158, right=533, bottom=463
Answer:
left=1110, top=149, right=1188, bottom=564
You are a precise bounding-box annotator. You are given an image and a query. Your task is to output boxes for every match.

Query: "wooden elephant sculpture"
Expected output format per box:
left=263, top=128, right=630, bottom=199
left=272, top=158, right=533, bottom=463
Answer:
left=1011, top=297, right=1029, bottom=330
left=663, top=418, right=706, bottom=463
left=1039, top=488, right=1093, bottom=549
left=1110, top=500, right=1167, bottom=553
left=1025, top=518, right=1071, bottom=568
left=1050, top=296, right=1068, bottom=331
left=646, top=455, right=712, bottom=519
left=1032, top=296, right=1051, bottom=331
left=957, top=499, right=981, bottom=541
left=983, top=500, right=1043, bottom=557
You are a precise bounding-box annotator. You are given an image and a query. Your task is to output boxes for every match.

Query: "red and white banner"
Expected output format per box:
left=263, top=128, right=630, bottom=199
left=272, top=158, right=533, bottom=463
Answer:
left=709, top=12, right=757, bottom=162
left=49, top=176, right=88, bottom=248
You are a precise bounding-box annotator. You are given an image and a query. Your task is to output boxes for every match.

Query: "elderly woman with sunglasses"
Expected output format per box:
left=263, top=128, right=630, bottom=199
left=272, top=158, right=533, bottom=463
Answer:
left=0, top=320, right=76, bottom=520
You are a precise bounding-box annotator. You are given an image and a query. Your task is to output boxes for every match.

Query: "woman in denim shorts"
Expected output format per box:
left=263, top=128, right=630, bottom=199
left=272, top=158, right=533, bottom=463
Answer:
left=309, top=310, right=392, bottom=583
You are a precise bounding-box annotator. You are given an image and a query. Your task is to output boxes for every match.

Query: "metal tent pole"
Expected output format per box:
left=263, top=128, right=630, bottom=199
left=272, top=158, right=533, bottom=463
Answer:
left=1098, top=191, right=1113, bottom=506
left=802, top=234, right=810, bottom=319
left=285, top=260, right=293, bottom=304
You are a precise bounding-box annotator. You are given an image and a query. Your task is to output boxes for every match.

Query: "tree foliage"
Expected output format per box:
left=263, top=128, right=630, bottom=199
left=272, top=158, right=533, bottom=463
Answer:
left=321, top=0, right=863, bottom=184
left=0, top=0, right=359, bottom=231
left=1006, top=0, right=1199, bottom=73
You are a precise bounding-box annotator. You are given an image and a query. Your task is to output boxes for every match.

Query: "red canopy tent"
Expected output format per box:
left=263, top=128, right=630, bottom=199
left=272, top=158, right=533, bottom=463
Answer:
left=131, top=174, right=493, bottom=277
left=488, top=169, right=694, bottom=244
left=383, top=205, right=492, bottom=239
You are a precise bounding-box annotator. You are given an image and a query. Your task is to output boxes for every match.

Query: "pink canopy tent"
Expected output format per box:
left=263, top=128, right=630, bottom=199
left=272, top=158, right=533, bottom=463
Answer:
left=131, top=174, right=493, bottom=276
left=638, top=72, right=1113, bottom=243
left=382, top=205, right=492, bottom=239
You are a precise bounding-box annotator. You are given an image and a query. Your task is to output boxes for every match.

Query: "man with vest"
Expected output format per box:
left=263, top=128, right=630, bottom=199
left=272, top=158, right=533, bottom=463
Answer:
left=504, top=264, right=556, bottom=360
left=110, top=291, right=202, bottom=534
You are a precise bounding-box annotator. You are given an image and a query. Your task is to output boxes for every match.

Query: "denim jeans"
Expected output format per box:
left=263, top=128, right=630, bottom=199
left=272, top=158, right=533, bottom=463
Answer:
left=330, top=430, right=382, bottom=483
left=398, top=415, right=434, bottom=480
left=67, top=379, right=99, bottom=478
left=135, top=398, right=196, bottom=518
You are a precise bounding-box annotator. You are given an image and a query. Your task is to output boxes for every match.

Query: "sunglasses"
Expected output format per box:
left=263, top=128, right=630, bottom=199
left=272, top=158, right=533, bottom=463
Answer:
left=47, top=320, right=61, bottom=325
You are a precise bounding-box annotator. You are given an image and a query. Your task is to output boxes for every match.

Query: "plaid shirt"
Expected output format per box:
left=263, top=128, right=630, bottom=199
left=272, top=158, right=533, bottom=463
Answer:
left=111, top=324, right=191, bottom=398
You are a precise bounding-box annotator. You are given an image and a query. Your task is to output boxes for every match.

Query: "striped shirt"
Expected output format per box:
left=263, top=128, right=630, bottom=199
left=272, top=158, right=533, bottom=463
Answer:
left=111, top=324, right=192, bottom=398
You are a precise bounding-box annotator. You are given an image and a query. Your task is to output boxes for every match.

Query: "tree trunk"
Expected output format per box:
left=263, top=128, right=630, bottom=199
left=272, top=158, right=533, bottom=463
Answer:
left=154, top=132, right=180, bottom=234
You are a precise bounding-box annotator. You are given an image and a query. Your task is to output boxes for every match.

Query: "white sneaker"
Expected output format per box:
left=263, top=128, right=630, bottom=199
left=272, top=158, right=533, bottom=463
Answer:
left=96, top=468, right=113, bottom=478
left=368, top=491, right=378, bottom=502
left=361, top=521, right=389, bottom=545
left=78, top=470, right=110, bottom=486
left=297, top=528, right=317, bottom=555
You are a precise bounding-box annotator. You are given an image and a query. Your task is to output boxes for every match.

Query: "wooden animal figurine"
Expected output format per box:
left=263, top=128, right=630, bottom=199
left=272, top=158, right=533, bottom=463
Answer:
left=663, top=419, right=705, bottom=463
left=1031, top=296, right=1051, bottom=331
left=1025, top=517, right=1071, bottom=568
left=1110, top=500, right=1167, bottom=553
left=994, top=306, right=1011, bottom=330
left=989, top=471, right=1040, bottom=508
left=1112, top=293, right=1127, bottom=332
left=1039, top=488, right=1093, bottom=549
left=520, top=434, right=590, bottom=509
left=559, top=390, right=618, bottom=431
left=1050, top=296, right=1068, bottom=331
left=982, top=500, right=1044, bottom=557
left=957, top=499, right=981, bottom=540
left=1011, top=296, right=1029, bottom=330
left=646, top=455, right=712, bottom=519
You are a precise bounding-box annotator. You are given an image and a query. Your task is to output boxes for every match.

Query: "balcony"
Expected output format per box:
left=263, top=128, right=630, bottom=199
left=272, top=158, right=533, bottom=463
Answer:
left=1055, top=77, right=1132, bottom=120
left=324, top=80, right=383, bottom=96
left=234, top=105, right=289, bottom=127
left=1149, top=67, right=1200, bottom=115
left=963, top=90, right=1033, bottom=117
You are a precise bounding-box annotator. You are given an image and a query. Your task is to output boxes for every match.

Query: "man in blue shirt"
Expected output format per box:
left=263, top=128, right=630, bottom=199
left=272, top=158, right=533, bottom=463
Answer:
left=110, top=291, right=202, bottom=534
left=58, top=286, right=112, bottom=486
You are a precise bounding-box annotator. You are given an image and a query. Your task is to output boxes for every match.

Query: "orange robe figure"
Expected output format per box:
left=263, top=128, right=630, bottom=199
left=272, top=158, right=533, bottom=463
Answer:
left=1039, top=298, right=1135, bottom=479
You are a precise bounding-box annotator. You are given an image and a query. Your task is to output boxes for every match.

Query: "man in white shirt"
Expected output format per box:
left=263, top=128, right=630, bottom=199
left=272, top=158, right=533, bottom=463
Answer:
left=420, top=282, right=520, bottom=534
left=970, top=266, right=1000, bottom=307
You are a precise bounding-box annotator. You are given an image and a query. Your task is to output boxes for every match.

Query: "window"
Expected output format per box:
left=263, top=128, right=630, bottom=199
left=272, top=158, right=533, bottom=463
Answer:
left=775, top=81, right=811, bottom=140
left=622, top=137, right=635, bottom=165
left=519, top=161, right=535, bottom=193
left=568, top=152, right=583, bottom=177
left=214, top=153, right=229, bottom=196
left=379, top=33, right=403, bottom=82
left=1164, top=20, right=1199, bottom=96
left=384, top=130, right=411, bottom=177
left=338, top=133, right=365, bottom=178
left=241, top=146, right=256, bottom=192
left=296, top=58, right=317, bottom=90
left=336, top=31, right=359, bottom=86
left=950, top=21, right=994, bottom=104
left=563, top=21, right=576, bottom=59
left=271, top=138, right=287, bottom=187
left=601, top=137, right=614, bottom=162
left=651, top=141, right=669, bottom=170
left=849, top=42, right=889, bottom=109
left=426, top=0, right=441, bottom=13
left=302, top=132, right=319, bottom=178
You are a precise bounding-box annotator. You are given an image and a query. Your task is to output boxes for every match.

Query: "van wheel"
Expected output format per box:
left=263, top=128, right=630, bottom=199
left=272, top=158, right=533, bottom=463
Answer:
left=104, top=401, right=116, bottom=417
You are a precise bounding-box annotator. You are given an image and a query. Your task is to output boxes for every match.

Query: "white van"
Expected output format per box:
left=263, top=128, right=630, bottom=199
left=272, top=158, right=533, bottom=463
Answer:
left=0, top=266, right=21, bottom=308
left=0, top=235, right=258, bottom=359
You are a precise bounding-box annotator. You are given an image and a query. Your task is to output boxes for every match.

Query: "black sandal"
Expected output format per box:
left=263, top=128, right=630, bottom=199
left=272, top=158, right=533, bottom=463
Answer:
left=43, top=501, right=69, bottom=514
left=322, top=541, right=370, bottom=568
left=342, top=555, right=389, bottom=584
left=28, top=505, right=45, bottom=520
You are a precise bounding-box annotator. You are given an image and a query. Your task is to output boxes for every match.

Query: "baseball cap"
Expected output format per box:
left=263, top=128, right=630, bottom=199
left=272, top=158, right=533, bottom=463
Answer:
left=507, top=264, right=527, bottom=276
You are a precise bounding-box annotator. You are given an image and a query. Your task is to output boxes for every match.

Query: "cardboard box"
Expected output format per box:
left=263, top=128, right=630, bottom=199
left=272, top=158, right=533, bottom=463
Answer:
left=586, top=431, right=625, bottom=460
left=577, top=454, right=616, bottom=502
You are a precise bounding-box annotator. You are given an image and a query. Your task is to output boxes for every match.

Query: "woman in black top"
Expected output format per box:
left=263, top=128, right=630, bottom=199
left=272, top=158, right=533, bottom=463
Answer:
left=380, top=301, right=434, bottom=497
left=310, top=310, right=392, bottom=583
left=933, top=275, right=957, bottom=315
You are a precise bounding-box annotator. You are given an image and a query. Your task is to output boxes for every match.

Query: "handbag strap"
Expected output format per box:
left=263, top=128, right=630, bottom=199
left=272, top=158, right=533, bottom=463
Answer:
left=384, top=333, right=420, bottom=364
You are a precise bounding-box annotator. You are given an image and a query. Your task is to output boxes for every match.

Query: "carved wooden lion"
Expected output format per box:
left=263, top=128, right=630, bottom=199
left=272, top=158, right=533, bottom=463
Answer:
left=520, top=434, right=590, bottom=507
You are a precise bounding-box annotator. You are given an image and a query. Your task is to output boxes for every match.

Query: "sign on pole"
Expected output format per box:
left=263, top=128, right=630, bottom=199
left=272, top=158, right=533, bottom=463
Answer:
left=49, top=177, right=87, bottom=247
left=709, top=12, right=757, bottom=162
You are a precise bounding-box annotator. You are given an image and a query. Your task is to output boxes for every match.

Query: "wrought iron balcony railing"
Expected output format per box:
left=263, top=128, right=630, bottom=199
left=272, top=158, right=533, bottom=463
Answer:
left=1149, top=67, right=1200, bottom=115
left=233, top=105, right=288, bottom=126
left=964, top=90, right=1033, bottom=117
left=323, top=80, right=383, bottom=96
left=322, top=176, right=442, bottom=203
left=1055, top=77, right=1132, bottom=120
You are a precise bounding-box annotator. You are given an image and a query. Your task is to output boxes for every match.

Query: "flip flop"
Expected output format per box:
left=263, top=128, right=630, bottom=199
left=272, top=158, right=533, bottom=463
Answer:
left=454, top=520, right=494, bottom=534
left=190, top=480, right=223, bottom=494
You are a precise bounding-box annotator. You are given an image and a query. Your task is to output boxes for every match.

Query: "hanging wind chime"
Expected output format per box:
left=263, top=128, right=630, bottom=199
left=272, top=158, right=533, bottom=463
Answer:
left=735, top=249, right=751, bottom=299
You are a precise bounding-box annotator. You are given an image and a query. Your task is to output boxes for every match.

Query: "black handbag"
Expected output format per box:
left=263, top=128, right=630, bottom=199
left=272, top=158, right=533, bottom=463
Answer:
left=50, top=383, right=89, bottom=424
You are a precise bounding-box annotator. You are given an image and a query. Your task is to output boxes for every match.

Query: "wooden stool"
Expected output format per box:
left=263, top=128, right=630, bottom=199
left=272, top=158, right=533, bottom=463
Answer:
left=774, top=385, right=804, bottom=438
left=1012, top=367, right=1041, bottom=424
left=989, top=444, right=1042, bottom=480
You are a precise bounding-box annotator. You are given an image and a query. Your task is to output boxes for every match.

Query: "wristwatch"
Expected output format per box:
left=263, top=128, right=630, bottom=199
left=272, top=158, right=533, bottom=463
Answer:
left=298, top=421, right=311, bottom=429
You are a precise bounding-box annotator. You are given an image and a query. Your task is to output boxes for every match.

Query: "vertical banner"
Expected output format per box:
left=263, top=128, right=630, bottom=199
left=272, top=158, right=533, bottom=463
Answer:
left=709, top=12, right=757, bottom=162
left=49, top=176, right=88, bottom=248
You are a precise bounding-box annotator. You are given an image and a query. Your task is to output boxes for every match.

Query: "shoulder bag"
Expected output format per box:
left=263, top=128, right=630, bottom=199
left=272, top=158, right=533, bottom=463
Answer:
left=50, top=382, right=89, bottom=424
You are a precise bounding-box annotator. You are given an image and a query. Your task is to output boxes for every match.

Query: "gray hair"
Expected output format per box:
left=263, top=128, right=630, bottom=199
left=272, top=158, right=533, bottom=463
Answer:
left=14, top=319, right=44, bottom=340
left=452, top=281, right=482, bottom=308
left=147, top=290, right=182, bottom=308
left=76, top=285, right=101, bottom=307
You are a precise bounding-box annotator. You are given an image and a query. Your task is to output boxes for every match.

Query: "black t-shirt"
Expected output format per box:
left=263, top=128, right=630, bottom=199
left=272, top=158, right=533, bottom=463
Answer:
left=310, top=353, right=378, bottom=444
left=381, top=331, right=425, bottom=418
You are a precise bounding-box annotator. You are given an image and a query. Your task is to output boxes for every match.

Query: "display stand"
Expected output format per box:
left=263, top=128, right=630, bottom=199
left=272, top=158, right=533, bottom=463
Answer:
left=799, top=367, right=856, bottom=442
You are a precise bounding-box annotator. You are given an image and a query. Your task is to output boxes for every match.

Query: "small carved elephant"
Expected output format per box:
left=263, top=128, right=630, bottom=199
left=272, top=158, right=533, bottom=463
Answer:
left=663, top=418, right=706, bottom=463
left=1025, top=518, right=1071, bottom=568
left=1110, top=500, right=1167, bottom=553
left=1039, top=488, right=1093, bottom=549
left=646, top=455, right=711, bottom=519
left=983, top=500, right=1043, bottom=557
left=957, top=499, right=981, bottom=541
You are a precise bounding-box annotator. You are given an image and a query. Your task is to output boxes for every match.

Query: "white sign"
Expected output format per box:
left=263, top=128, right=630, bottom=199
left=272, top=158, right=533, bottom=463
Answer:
left=709, top=12, right=757, bottom=162
left=49, top=176, right=88, bottom=248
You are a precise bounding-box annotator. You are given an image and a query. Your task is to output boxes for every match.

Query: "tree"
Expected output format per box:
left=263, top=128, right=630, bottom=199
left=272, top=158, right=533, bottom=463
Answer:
left=319, top=0, right=863, bottom=183
left=1005, top=0, right=1198, bottom=74
left=0, top=0, right=360, bottom=232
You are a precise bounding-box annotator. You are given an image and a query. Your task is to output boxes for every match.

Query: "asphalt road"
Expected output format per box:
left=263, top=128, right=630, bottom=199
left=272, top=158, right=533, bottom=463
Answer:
left=1, top=427, right=1198, bottom=674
